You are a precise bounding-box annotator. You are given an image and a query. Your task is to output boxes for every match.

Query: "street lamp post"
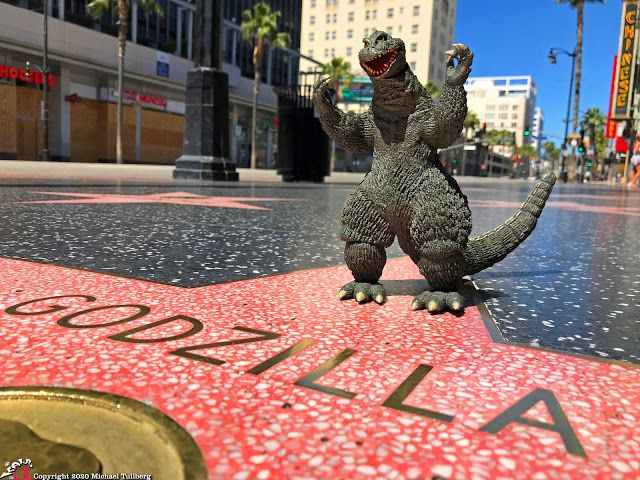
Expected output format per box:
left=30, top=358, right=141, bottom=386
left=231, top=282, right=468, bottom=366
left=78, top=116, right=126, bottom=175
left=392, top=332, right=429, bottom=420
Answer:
left=549, top=47, right=576, bottom=183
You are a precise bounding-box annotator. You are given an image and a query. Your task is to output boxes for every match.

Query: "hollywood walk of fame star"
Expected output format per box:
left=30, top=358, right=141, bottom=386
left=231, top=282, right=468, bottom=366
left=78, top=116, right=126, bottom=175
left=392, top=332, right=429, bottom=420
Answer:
left=0, top=255, right=638, bottom=478
left=18, top=191, right=297, bottom=211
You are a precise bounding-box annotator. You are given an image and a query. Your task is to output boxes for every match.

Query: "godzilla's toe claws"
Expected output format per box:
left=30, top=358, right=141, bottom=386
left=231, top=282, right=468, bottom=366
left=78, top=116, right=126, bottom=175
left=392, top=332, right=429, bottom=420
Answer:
left=374, top=294, right=386, bottom=305
left=338, top=289, right=349, bottom=300
left=355, top=291, right=367, bottom=303
left=411, top=300, right=422, bottom=311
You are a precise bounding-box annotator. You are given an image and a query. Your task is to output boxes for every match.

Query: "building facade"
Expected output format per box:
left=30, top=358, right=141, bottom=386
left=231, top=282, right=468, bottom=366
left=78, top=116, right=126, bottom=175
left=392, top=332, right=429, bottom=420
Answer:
left=0, top=0, right=302, bottom=166
left=531, top=106, right=544, bottom=154
left=465, top=75, right=537, bottom=154
left=299, top=0, right=457, bottom=90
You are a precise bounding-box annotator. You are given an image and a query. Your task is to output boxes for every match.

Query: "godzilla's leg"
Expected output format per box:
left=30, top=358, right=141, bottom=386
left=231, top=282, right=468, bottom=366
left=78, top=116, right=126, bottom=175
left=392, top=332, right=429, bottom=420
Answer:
left=413, top=249, right=465, bottom=313
left=339, top=241, right=387, bottom=304
left=339, top=187, right=394, bottom=305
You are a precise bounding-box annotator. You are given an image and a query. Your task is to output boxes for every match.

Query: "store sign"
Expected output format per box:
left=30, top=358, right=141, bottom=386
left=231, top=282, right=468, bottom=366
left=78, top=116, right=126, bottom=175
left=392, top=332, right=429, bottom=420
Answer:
left=122, top=90, right=168, bottom=109
left=0, top=64, right=55, bottom=87
left=340, top=78, right=373, bottom=103
left=611, top=1, right=639, bottom=120
left=156, top=52, right=170, bottom=78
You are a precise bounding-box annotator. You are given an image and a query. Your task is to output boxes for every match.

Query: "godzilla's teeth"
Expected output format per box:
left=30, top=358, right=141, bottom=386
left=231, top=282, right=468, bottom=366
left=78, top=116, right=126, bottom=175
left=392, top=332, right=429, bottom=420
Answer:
left=445, top=49, right=456, bottom=56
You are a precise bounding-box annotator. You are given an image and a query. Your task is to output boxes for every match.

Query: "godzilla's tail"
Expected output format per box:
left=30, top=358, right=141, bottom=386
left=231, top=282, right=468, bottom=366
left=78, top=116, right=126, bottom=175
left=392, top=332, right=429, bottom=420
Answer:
left=463, top=173, right=556, bottom=276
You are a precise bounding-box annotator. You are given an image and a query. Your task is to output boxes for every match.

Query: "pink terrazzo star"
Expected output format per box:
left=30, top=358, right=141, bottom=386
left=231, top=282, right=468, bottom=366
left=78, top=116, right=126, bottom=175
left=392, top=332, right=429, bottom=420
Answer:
left=1, top=257, right=639, bottom=479
left=18, top=191, right=295, bottom=210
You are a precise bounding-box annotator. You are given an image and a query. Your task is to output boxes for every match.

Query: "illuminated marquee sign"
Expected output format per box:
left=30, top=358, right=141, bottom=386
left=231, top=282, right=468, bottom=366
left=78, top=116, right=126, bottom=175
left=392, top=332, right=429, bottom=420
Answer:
left=612, top=1, right=639, bottom=120
left=0, top=64, right=55, bottom=87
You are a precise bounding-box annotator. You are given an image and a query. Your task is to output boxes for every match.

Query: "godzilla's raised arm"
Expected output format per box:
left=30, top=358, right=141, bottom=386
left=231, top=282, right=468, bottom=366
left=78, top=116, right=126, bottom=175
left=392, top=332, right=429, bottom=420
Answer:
left=422, top=44, right=474, bottom=149
left=313, top=77, right=373, bottom=152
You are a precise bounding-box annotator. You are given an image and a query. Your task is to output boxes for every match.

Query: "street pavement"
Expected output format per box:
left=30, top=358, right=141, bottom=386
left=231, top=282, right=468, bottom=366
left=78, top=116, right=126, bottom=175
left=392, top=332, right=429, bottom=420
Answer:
left=0, top=163, right=639, bottom=479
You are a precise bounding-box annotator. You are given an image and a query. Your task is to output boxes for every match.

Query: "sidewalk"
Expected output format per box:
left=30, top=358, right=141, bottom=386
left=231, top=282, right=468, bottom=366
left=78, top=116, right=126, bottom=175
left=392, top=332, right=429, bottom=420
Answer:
left=0, top=160, right=369, bottom=184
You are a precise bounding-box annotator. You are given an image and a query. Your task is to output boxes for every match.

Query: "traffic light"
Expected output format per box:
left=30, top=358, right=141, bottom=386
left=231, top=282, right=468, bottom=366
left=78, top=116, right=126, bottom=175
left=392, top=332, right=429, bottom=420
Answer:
left=524, top=125, right=531, bottom=137
left=577, top=129, right=585, bottom=155
left=586, top=161, right=592, bottom=169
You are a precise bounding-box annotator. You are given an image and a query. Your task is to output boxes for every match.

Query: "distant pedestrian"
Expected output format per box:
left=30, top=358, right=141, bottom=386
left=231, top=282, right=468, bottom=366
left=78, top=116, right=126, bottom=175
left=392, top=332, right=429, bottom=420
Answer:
left=629, top=135, right=640, bottom=189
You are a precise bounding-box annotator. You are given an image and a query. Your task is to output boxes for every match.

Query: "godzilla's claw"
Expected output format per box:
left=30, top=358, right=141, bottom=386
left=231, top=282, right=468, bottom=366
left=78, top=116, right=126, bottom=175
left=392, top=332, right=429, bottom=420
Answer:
left=412, top=291, right=464, bottom=314
left=339, top=282, right=386, bottom=306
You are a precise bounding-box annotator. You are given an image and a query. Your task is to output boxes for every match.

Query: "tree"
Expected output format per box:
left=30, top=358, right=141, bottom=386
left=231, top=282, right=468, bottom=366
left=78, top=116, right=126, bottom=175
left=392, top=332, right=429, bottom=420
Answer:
left=241, top=2, right=291, bottom=169
left=463, top=110, right=480, bottom=139
left=542, top=140, right=561, bottom=168
left=426, top=81, right=441, bottom=99
left=556, top=0, right=604, bottom=135
left=322, top=57, right=353, bottom=173
left=322, top=57, right=353, bottom=93
left=88, top=0, right=162, bottom=164
left=581, top=107, right=606, bottom=172
left=514, top=144, right=539, bottom=160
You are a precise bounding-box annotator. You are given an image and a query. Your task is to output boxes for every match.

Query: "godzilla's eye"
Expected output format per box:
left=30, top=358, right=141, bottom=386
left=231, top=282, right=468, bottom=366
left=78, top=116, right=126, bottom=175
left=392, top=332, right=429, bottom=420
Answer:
left=375, top=33, right=387, bottom=45
left=363, top=38, right=370, bottom=47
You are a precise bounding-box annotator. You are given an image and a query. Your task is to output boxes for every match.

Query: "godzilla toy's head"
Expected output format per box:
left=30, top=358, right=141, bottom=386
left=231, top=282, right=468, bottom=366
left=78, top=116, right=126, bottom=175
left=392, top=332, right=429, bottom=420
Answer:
left=359, top=30, right=407, bottom=79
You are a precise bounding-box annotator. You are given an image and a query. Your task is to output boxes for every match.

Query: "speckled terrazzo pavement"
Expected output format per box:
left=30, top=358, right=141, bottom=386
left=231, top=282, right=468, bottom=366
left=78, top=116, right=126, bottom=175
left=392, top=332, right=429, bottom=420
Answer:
left=1, top=255, right=639, bottom=479
left=0, top=179, right=638, bottom=366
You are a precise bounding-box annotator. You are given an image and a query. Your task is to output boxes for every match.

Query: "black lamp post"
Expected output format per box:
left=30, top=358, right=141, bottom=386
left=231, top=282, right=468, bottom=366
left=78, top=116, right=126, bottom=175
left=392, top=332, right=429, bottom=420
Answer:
left=173, top=0, right=237, bottom=181
left=549, top=47, right=576, bottom=183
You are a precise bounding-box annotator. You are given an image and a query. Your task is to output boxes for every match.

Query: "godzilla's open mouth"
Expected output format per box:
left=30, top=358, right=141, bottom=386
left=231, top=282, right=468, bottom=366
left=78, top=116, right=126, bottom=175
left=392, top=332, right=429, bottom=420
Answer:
left=362, top=50, right=398, bottom=77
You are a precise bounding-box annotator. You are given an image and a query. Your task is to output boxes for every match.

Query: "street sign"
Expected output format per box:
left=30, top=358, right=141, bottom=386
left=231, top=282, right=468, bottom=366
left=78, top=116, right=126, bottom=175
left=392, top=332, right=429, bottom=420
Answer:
left=156, top=52, right=170, bottom=78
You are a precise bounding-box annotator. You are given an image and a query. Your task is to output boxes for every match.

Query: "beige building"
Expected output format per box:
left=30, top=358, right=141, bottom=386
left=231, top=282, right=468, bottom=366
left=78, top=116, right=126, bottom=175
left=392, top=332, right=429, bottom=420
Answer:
left=465, top=76, right=537, bottom=153
left=299, top=0, right=457, bottom=88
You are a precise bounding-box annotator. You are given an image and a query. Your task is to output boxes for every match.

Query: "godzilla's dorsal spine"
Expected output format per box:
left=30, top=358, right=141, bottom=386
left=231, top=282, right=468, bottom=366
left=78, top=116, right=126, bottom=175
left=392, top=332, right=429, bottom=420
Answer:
left=463, top=173, right=556, bottom=276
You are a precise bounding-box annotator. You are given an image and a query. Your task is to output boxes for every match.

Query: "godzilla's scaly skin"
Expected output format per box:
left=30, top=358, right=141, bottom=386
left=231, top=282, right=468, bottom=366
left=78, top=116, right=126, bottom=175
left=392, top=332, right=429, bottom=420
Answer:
left=313, top=31, right=556, bottom=312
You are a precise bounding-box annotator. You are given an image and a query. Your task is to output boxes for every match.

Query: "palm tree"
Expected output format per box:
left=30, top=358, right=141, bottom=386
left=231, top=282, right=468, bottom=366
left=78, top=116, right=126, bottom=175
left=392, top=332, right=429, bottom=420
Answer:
left=556, top=0, right=604, bottom=135
left=241, top=2, right=291, bottom=169
left=463, top=110, right=480, bottom=139
left=581, top=107, right=606, bottom=172
left=322, top=57, right=353, bottom=173
left=426, top=81, right=441, bottom=98
left=88, top=0, right=162, bottom=165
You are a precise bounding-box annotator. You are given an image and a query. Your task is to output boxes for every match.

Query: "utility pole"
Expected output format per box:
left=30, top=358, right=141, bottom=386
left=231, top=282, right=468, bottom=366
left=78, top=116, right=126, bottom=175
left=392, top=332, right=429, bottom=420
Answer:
left=41, top=0, right=50, bottom=160
left=549, top=48, right=576, bottom=182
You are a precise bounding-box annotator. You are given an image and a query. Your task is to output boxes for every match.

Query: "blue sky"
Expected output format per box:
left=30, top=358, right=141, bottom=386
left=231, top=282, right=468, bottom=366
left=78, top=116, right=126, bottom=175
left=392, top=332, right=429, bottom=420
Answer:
left=455, top=0, right=620, bottom=145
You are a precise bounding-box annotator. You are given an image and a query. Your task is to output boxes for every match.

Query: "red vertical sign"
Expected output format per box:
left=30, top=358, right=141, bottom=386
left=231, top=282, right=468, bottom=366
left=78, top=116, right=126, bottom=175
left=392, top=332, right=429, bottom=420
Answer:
left=606, top=55, right=618, bottom=139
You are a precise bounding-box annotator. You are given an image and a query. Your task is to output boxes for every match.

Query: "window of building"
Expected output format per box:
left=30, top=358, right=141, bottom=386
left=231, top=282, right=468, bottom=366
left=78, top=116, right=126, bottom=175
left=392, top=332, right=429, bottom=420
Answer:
left=387, top=26, right=393, bottom=35
left=498, top=113, right=508, bottom=120
left=511, top=122, right=518, bottom=128
left=412, top=24, right=418, bottom=34
left=308, top=50, right=314, bottom=57
left=499, top=104, right=508, bottom=110
left=413, top=5, right=420, bottom=15
left=486, top=104, right=495, bottom=110
left=347, top=47, right=353, bottom=56
left=493, top=79, right=507, bottom=86
left=398, top=25, right=402, bottom=32
left=399, top=6, right=404, bottom=14
left=348, top=11, right=354, bottom=21
left=411, top=43, right=417, bottom=52
left=324, top=48, right=329, bottom=57
left=364, top=28, right=370, bottom=36
left=512, top=105, right=519, bottom=110
left=310, top=0, right=316, bottom=7
left=487, top=122, right=495, bottom=128
left=333, top=13, right=337, bottom=22
left=310, top=15, right=316, bottom=24
left=325, top=31, right=330, bottom=40
left=349, top=0, right=355, bottom=3
left=331, top=48, right=336, bottom=56
left=510, top=78, right=529, bottom=86
left=326, top=14, right=331, bottom=23
left=410, top=61, right=416, bottom=70
left=347, top=29, right=353, bottom=38
left=512, top=113, right=518, bottom=119
left=387, top=7, right=394, bottom=17
left=372, top=10, right=377, bottom=19
left=309, top=32, right=315, bottom=41
left=332, top=31, right=337, bottom=39
left=486, top=113, right=495, bottom=119
left=365, top=10, right=370, bottom=20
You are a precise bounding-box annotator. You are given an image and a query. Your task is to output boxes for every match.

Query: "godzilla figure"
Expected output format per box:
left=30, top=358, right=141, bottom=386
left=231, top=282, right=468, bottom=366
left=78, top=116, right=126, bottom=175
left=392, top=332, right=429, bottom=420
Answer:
left=312, top=31, right=556, bottom=314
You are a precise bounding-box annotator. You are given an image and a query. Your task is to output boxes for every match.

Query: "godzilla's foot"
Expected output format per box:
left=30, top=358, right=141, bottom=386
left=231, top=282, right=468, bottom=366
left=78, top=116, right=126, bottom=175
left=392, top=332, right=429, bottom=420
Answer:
left=411, top=291, right=464, bottom=314
left=338, top=281, right=386, bottom=305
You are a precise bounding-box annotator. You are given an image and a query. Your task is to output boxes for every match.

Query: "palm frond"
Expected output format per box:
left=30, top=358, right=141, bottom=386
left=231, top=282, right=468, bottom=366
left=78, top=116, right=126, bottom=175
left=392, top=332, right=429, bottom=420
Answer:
left=138, top=0, right=163, bottom=16
left=86, top=0, right=111, bottom=19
